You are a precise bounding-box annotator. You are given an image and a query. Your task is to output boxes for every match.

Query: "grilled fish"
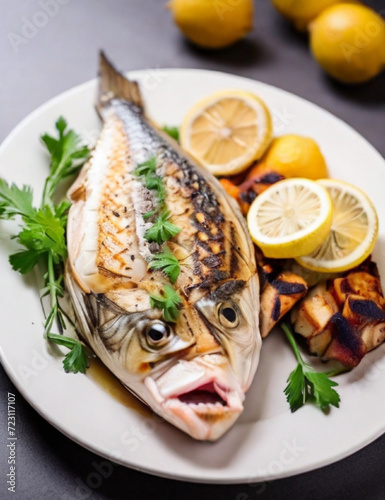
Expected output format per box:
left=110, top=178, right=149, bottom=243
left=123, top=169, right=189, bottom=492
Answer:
left=65, top=53, right=261, bottom=441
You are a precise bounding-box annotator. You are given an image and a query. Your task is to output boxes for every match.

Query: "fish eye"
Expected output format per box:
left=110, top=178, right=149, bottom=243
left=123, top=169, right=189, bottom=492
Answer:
left=218, top=302, right=240, bottom=328
left=145, top=321, right=171, bottom=348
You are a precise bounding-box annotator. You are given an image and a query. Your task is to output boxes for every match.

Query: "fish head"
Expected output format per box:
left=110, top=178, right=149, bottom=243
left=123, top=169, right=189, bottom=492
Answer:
left=138, top=275, right=261, bottom=441
left=68, top=270, right=261, bottom=441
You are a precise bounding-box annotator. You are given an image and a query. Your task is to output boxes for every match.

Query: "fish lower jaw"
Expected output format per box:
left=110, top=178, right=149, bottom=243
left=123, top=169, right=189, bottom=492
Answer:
left=162, top=395, right=243, bottom=441
left=145, top=375, right=244, bottom=441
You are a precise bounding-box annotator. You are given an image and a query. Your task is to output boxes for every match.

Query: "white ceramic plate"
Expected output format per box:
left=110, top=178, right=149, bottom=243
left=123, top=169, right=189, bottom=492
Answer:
left=1, top=69, right=385, bottom=484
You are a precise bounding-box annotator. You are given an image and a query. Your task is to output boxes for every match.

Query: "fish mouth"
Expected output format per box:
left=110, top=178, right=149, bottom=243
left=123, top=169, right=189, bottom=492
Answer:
left=144, top=355, right=244, bottom=441
left=177, top=382, right=227, bottom=406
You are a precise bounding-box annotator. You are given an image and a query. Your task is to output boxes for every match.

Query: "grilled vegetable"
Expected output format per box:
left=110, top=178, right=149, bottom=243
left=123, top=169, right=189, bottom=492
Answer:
left=260, top=272, right=307, bottom=338
left=291, top=259, right=385, bottom=368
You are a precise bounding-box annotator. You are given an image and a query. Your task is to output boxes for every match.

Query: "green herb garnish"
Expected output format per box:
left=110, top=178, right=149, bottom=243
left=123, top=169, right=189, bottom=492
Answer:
left=150, top=284, right=182, bottom=322
left=145, top=174, right=166, bottom=203
left=133, top=157, right=157, bottom=177
left=133, top=155, right=183, bottom=317
left=282, top=322, right=340, bottom=413
left=0, top=117, right=90, bottom=374
left=162, top=126, right=180, bottom=142
left=142, top=209, right=157, bottom=220
left=144, top=211, right=181, bottom=244
left=47, top=333, right=90, bottom=374
left=41, top=116, right=90, bottom=207
left=148, top=247, right=180, bottom=284
left=133, top=156, right=166, bottom=203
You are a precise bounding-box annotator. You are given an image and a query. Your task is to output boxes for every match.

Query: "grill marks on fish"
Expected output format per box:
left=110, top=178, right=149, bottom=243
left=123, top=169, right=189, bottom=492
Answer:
left=97, top=120, right=135, bottom=281
left=174, top=159, right=236, bottom=290
left=68, top=115, right=149, bottom=293
left=108, top=98, right=255, bottom=299
left=65, top=53, right=263, bottom=441
left=69, top=97, right=256, bottom=310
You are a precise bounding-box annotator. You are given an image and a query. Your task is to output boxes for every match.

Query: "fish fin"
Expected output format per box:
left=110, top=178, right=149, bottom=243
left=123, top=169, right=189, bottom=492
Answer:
left=97, top=51, right=143, bottom=112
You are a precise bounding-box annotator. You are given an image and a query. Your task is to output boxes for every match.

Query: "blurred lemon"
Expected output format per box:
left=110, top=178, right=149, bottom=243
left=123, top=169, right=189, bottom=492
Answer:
left=271, top=0, right=351, bottom=32
left=180, top=90, right=272, bottom=176
left=168, top=0, right=254, bottom=49
left=259, top=135, right=328, bottom=180
left=310, top=4, right=385, bottom=83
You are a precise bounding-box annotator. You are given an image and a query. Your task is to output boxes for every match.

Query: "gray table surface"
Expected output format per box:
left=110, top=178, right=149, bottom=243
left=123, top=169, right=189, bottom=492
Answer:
left=1, top=0, right=385, bottom=499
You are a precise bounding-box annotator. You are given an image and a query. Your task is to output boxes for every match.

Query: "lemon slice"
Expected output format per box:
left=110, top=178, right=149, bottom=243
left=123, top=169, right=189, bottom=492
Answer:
left=297, top=179, right=379, bottom=272
left=180, top=90, right=272, bottom=176
left=247, top=178, right=332, bottom=258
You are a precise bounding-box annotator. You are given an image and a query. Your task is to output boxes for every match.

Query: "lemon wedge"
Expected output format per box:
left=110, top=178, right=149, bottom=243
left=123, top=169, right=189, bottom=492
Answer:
left=180, top=90, right=272, bottom=176
left=296, top=179, right=379, bottom=272
left=247, top=178, right=333, bottom=258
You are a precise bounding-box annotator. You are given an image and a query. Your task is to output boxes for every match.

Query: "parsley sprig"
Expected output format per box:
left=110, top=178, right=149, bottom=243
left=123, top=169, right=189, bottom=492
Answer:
left=0, top=117, right=90, bottom=374
left=144, top=210, right=181, bottom=244
left=133, top=156, right=183, bottom=319
left=134, top=157, right=166, bottom=204
left=41, top=116, right=89, bottom=207
left=150, top=285, right=182, bottom=322
left=148, top=247, right=180, bottom=284
left=162, top=126, right=180, bottom=142
left=133, top=157, right=157, bottom=177
left=282, top=322, right=341, bottom=413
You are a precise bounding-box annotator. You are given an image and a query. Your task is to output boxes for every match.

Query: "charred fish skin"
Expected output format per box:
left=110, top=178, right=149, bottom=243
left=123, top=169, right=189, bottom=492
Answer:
left=65, top=52, right=261, bottom=441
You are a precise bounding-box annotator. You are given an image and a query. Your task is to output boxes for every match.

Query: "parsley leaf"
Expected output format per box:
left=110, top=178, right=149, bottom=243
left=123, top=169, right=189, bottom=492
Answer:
left=142, top=209, right=157, bottom=220
left=282, top=321, right=341, bottom=413
left=284, top=363, right=305, bottom=413
left=133, top=157, right=157, bottom=177
left=17, top=207, right=67, bottom=261
left=47, top=333, right=89, bottom=374
left=145, top=174, right=166, bottom=202
left=9, top=249, right=43, bottom=275
left=162, top=126, right=180, bottom=142
left=148, top=247, right=181, bottom=284
left=306, top=371, right=340, bottom=411
left=0, top=118, right=90, bottom=374
left=133, top=156, right=166, bottom=203
left=150, top=284, right=182, bottom=322
left=41, top=116, right=90, bottom=206
left=145, top=211, right=181, bottom=244
left=0, top=180, right=34, bottom=219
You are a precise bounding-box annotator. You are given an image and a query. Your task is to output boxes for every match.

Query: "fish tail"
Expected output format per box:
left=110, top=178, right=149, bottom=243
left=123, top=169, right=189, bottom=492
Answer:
left=97, top=51, right=143, bottom=113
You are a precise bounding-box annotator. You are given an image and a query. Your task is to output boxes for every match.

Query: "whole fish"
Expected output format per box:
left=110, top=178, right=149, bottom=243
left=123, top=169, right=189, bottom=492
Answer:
left=65, top=52, right=261, bottom=441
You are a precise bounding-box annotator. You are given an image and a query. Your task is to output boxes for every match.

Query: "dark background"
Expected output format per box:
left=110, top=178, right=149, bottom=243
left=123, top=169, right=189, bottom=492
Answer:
left=1, top=0, right=385, bottom=498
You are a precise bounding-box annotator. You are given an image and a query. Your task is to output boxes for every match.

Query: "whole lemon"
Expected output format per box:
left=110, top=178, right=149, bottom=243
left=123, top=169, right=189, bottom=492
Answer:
left=258, top=135, right=328, bottom=180
left=310, top=4, right=385, bottom=83
left=168, top=0, right=254, bottom=49
left=271, top=0, right=349, bottom=32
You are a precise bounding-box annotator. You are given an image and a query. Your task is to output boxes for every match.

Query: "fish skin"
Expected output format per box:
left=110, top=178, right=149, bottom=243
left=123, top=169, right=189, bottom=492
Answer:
left=65, top=52, right=261, bottom=441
